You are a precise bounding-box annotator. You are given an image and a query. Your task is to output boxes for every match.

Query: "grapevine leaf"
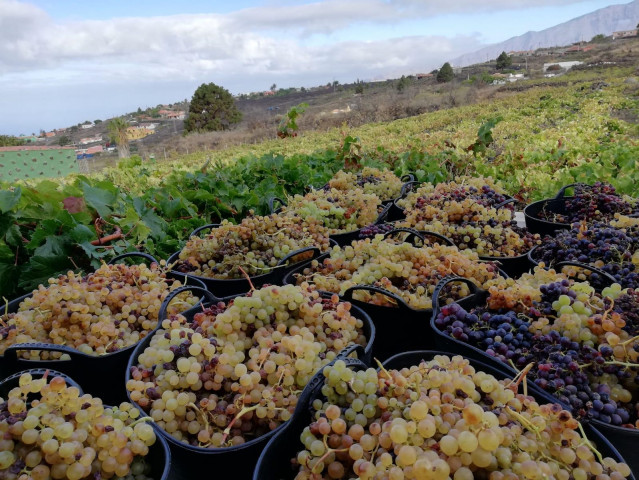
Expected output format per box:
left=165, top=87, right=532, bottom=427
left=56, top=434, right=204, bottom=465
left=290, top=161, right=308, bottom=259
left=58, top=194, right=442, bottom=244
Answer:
left=63, top=197, right=87, bottom=214
left=82, top=182, right=117, bottom=218
left=70, top=225, right=110, bottom=259
left=0, top=213, right=13, bottom=238
left=34, top=236, right=69, bottom=257
left=19, top=255, right=73, bottom=290
left=0, top=188, right=21, bottom=214
left=133, top=198, right=167, bottom=239
left=0, top=257, right=18, bottom=298
left=27, top=220, right=61, bottom=249
left=5, top=225, right=22, bottom=248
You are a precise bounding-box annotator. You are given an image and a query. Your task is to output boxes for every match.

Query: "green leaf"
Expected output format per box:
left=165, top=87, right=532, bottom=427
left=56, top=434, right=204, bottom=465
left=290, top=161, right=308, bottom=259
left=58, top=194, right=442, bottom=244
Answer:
left=133, top=198, right=167, bottom=239
left=19, top=255, right=73, bottom=290
left=0, top=258, right=18, bottom=299
left=70, top=225, right=110, bottom=260
left=27, top=220, right=61, bottom=249
left=5, top=225, right=22, bottom=247
left=34, top=236, right=69, bottom=257
left=0, top=213, right=13, bottom=238
left=0, top=188, right=21, bottom=214
left=69, top=224, right=95, bottom=244
left=82, top=182, right=117, bottom=218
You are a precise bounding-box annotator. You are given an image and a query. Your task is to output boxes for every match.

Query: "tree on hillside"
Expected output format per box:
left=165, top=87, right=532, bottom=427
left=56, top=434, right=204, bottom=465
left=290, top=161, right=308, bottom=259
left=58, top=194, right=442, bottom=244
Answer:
left=183, top=83, right=242, bottom=134
left=496, top=51, right=512, bottom=70
left=397, top=75, right=409, bottom=93
left=108, top=118, right=130, bottom=159
left=437, top=63, right=454, bottom=83
left=270, top=83, right=277, bottom=92
left=58, top=135, right=71, bottom=146
left=0, top=135, right=26, bottom=147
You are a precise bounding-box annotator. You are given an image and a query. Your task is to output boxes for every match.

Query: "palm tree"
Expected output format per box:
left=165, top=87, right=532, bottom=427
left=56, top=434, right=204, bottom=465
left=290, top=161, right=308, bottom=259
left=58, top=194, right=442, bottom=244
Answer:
left=108, top=118, right=130, bottom=159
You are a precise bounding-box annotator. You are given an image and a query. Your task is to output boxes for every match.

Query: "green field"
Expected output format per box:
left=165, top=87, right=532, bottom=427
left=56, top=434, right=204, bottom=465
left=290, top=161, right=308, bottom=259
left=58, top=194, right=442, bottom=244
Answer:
left=0, top=147, right=79, bottom=182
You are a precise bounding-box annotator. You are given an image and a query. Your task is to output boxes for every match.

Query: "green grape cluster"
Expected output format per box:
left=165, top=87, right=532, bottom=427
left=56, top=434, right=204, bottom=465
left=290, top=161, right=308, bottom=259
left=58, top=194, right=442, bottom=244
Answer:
left=328, top=168, right=404, bottom=201
left=174, top=212, right=330, bottom=279
left=0, top=372, right=157, bottom=480
left=127, top=284, right=367, bottom=449
left=282, top=188, right=381, bottom=234
left=395, top=177, right=539, bottom=257
left=293, top=236, right=500, bottom=309
left=397, top=221, right=540, bottom=257
left=0, top=263, right=199, bottom=359
left=291, top=355, right=631, bottom=480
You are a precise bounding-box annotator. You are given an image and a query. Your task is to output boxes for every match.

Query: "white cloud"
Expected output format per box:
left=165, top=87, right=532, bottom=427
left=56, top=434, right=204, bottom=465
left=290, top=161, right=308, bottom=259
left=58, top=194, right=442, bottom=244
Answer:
left=0, top=0, right=479, bottom=85
left=0, top=0, right=589, bottom=76
left=227, top=0, right=587, bottom=34
left=0, top=0, right=601, bottom=133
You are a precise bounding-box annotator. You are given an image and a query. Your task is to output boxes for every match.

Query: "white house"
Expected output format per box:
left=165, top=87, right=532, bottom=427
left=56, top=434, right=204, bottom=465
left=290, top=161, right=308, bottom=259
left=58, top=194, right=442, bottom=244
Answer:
left=80, top=122, right=94, bottom=129
left=612, top=29, right=637, bottom=40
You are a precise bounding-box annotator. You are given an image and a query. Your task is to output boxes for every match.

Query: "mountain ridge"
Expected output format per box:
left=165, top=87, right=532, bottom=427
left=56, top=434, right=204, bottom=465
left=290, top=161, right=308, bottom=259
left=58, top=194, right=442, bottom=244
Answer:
left=452, top=0, right=639, bottom=67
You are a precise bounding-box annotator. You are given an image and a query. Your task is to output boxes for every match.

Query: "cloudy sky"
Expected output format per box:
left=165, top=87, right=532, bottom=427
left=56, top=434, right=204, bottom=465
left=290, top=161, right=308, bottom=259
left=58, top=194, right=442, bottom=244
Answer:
left=0, top=0, right=631, bottom=136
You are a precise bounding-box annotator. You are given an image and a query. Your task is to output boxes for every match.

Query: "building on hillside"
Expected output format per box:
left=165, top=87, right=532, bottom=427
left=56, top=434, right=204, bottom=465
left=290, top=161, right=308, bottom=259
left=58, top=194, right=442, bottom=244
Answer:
left=140, top=123, right=158, bottom=130
left=78, top=135, right=102, bottom=145
left=126, top=126, right=154, bottom=140
left=613, top=29, right=638, bottom=40
left=416, top=73, right=434, bottom=79
left=508, top=50, right=534, bottom=56
left=19, top=135, right=40, bottom=143
left=158, top=109, right=172, bottom=118
left=542, top=61, right=583, bottom=72
left=0, top=146, right=78, bottom=181
left=166, top=111, right=185, bottom=120
left=45, top=131, right=56, bottom=138
left=85, top=145, right=103, bottom=155
left=80, top=122, right=94, bottom=129
left=565, top=45, right=595, bottom=53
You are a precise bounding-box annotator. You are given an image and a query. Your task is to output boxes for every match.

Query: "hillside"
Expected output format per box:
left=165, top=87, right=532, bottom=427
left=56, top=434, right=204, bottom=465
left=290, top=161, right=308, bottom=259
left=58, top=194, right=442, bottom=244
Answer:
left=103, top=36, right=639, bottom=169
left=452, top=0, right=639, bottom=67
left=27, top=35, right=639, bottom=175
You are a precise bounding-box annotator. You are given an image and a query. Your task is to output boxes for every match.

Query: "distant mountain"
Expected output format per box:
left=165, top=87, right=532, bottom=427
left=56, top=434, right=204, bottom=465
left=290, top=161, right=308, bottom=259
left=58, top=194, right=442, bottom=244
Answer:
left=452, top=0, right=639, bottom=67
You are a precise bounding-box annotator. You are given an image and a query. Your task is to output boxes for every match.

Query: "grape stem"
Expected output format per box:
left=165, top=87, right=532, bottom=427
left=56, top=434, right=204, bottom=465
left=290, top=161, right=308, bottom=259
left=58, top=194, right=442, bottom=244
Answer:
left=577, top=421, right=604, bottom=463
left=375, top=358, right=392, bottom=381
left=505, top=362, right=534, bottom=396
left=310, top=434, right=349, bottom=474
left=505, top=406, right=543, bottom=441
left=187, top=402, right=212, bottom=446
left=580, top=360, right=639, bottom=369
left=237, top=266, right=256, bottom=291
left=221, top=404, right=285, bottom=445
left=619, top=334, right=639, bottom=347
left=129, top=416, right=154, bottom=428
left=221, top=405, right=259, bottom=444
left=0, top=296, right=8, bottom=326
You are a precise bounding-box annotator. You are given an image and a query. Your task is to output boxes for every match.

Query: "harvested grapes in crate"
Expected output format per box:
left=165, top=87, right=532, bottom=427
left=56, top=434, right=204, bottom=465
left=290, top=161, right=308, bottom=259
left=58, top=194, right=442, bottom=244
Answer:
left=126, top=284, right=370, bottom=449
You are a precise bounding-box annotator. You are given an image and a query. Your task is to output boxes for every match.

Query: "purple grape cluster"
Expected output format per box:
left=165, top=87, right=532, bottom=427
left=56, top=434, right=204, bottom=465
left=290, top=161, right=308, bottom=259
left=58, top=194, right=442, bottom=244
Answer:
left=538, top=182, right=636, bottom=224
left=358, top=222, right=395, bottom=239
left=356, top=175, right=382, bottom=188
left=611, top=289, right=639, bottom=337
left=415, top=185, right=515, bottom=211
left=532, top=223, right=639, bottom=289
left=434, top=281, right=636, bottom=427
